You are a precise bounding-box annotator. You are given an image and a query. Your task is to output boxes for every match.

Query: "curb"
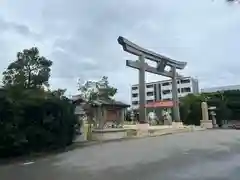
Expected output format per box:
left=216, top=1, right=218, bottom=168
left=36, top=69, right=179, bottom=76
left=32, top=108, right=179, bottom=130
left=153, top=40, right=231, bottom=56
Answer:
left=72, top=127, right=205, bottom=148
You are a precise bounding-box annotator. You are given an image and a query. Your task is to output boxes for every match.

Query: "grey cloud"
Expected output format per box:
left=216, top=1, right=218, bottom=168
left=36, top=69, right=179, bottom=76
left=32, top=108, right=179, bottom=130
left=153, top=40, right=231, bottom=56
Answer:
left=48, top=0, right=151, bottom=80
left=2, top=0, right=240, bottom=102
left=0, top=18, right=44, bottom=41
left=51, top=48, right=102, bottom=79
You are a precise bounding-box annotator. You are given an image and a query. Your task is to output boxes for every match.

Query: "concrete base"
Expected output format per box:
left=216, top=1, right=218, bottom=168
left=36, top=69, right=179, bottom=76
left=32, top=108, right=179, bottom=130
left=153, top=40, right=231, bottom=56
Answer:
left=201, top=120, right=213, bottom=129
left=136, top=123, right=149, bottom=136
left=136, top=123, right=150, bottom=130
left=164, top=119, right=172, bottom=126
left=92, top=128, right=126, bottom=141
left=172, top=122, right=184, bottom=128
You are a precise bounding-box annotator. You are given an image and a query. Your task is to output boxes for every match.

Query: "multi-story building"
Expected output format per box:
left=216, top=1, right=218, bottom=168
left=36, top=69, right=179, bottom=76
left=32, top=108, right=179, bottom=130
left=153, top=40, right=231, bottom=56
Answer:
left=131, top=77, right=199, bottom=109
left=201, top=85, right=240, bottom=93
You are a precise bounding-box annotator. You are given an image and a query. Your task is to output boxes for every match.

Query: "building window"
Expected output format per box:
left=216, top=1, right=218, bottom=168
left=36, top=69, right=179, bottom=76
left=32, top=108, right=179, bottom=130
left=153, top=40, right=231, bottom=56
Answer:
left=132, top=101, right=138, bottom=105
left=146, top=84, right=153, bottom=88
left=178, top=88, right=180, bottom=93
left=147, top=100, right=154, bottom=104
left=180, top=79, right=190, bottom=84
left=132, top=86, right=138, bottom=90
left=162, top=82, right=170, bottom=86
left=132, top=93, right=138, bottom=98
left=162, top=90, right=171, bottom=95
left=147, top=92, right=154, bottom=96
left=181, top=87, right=191, bottom=93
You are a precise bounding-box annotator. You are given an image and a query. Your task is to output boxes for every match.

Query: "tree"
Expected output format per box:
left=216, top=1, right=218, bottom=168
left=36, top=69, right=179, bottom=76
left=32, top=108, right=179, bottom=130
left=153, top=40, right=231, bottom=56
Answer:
left=180, top=94, right=206, bottom=125
left=77, top=76, right=117, bottom=130
left=51, top=89, right=67, bottom=99
left=78, top=76, right=117, bottom=102
left=2, top=47, right=52, bottom=89
left=179, top=91, right=240, bottom=126
left=0, top=47, right=77, bottom=157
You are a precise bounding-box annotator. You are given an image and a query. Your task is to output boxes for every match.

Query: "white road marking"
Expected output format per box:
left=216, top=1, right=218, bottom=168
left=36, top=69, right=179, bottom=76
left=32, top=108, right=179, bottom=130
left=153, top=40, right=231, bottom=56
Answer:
left=22, top=161, right=35, bottom=165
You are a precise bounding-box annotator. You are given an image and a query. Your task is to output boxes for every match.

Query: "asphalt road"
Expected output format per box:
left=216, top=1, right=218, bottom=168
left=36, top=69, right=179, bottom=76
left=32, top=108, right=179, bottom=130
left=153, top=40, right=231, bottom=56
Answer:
left=1, top=130, right=240, bottom=180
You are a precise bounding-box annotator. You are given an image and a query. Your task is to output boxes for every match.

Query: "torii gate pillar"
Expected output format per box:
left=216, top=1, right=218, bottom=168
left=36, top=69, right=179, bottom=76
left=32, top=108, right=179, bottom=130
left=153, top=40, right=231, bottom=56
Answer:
left=138, top=55, right=146, bottom=123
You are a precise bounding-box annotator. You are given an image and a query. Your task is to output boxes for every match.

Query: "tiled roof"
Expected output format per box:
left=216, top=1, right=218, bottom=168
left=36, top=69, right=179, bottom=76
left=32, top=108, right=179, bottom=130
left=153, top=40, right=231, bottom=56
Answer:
left=91, top=99, right=130, bottom=107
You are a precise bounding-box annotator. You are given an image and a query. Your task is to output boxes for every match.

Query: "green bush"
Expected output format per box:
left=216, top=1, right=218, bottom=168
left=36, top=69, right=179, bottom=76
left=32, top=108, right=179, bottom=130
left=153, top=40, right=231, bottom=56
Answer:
left=180, top=94, right=203, bottom=126
left=180, top=90, right=240, bottom=126
left=0, top=89, right=77, bottom=157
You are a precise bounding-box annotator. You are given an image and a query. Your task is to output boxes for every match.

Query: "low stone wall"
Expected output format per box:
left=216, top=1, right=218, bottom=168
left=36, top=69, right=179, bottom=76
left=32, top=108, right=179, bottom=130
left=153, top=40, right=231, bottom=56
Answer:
left=126, top=129, right=137, bottom=137
left=200, top=120, right=213, bottom=129
left=92, top=128, right=126, bottom=141
left=172, top=122, right=184, bottom=128
left=79, top=125, right=205, bottom=143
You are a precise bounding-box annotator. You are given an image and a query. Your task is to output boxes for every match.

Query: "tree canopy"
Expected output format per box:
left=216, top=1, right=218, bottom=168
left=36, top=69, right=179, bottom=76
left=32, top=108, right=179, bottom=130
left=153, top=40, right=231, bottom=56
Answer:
left=2, top=47, right=52, bottom=89
left=180, top=90, right=240, bottom=126
left=78, top=76, right=117, bottom=102
left=0, top=47, right=77, bottom=158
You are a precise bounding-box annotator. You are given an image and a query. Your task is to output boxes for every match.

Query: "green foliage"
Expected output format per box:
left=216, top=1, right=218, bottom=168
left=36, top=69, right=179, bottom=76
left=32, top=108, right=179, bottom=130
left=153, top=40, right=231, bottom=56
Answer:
left=51, top=88, right=67, bottom=98
left=78, top=76, right=117, bottom=102
left=0, top=47, right=77, bottom=158
left=180, top=90, right=240, bottom=126
left=0, top=89, right=77, bottom=157
left=2, top=47, right=52, bottom=88
left=180, top=94, right=205, bottom=125
left=98, top=76, right=117, bottom=99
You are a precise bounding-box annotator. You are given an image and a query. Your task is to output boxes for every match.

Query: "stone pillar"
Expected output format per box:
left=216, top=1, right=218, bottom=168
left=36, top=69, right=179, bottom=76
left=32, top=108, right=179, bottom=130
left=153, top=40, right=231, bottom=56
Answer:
left=200, top=102, right=212, bottom=128
left=120, top=109, right=125, bottom=127
left=139, top=55, right=146, bottom=123
left=171, top=66, right=181, bottom=122
left=201, top=102, right=209, bottom=121
left=98, top=107, right=105, bottom=129
left=210, top=111, right=217, bottom=128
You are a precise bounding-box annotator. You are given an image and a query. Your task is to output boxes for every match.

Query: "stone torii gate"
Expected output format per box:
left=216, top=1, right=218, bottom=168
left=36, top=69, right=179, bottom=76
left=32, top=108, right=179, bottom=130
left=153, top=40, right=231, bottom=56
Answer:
left=117, top=36, right=187, bottom=123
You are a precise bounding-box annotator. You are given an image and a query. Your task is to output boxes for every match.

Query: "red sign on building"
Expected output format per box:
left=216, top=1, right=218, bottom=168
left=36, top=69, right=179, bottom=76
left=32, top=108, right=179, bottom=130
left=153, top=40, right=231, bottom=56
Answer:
left=145, top=100, right=174, bottom=108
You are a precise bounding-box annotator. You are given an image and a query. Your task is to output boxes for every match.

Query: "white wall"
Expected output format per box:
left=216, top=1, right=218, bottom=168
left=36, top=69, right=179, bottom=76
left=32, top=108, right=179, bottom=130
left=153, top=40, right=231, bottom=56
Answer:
left=131, top=77, right=197, bottom=109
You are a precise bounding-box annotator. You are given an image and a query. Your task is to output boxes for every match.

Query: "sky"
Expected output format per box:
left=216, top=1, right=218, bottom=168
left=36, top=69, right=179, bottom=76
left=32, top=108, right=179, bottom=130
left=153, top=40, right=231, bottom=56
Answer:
left=0, top=0, right=240, bottom=103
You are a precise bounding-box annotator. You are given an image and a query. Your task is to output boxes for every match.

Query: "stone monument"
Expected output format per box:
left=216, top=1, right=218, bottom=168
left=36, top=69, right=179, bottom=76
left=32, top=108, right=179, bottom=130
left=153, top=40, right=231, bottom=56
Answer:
left=148, top=112, right=157, bottom=125
left=209, top=106, right=217, bottom=128
left=117, top=36, right=187, bottom=126
left=200, top=102, right=213, bottom=128
left=163, top=110, right=172, bottom=125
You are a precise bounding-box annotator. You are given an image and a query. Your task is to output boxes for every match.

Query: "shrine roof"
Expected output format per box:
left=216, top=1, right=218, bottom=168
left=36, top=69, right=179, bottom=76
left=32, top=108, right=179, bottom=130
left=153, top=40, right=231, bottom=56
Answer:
left=91, top=99, right=130, bottom=108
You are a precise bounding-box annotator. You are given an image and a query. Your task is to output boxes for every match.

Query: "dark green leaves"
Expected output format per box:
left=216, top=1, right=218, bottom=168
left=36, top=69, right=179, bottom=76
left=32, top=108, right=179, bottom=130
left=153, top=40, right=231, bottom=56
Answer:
left=2, top=47, right=53, bottom=89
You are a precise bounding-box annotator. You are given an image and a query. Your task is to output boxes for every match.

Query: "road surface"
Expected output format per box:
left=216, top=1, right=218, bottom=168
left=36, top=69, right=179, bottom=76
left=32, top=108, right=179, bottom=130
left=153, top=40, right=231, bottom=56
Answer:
left=1, top=130, right=240, bottom=180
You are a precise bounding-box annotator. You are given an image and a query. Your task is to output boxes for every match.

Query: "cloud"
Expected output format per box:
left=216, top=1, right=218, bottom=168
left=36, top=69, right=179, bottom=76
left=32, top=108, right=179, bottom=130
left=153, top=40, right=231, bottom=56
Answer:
left=1, top=0, right=240, bottom=103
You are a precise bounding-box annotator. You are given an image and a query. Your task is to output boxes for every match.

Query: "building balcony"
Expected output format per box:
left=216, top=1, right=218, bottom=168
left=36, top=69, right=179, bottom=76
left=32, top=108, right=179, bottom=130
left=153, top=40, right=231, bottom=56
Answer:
left=162, top=94, right=173, bottom=100
left=178, top=83, right=192, bottom=88
left=146, top=87, right=154, bottom=92
left=131, top=89, right=139, bottom=94
left=131, top=96, right=139, bottom=101
left=146, top=95, right=154, bottom=100
left=132, top=105, right=139, bottom=110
